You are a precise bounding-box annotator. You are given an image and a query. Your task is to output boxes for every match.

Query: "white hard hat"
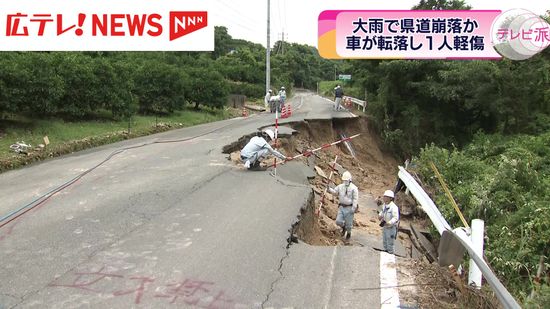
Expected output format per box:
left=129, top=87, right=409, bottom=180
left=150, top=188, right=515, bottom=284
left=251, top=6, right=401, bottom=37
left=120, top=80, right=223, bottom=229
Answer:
left=264, top=129, right=275, bottom=141
left=342, top=171, right=352, bottom=182
left=383, top=190, right=395, bottom=199
left=269, top=89, right=273, bottom=93
left=281, top=86, right=285, bottom=89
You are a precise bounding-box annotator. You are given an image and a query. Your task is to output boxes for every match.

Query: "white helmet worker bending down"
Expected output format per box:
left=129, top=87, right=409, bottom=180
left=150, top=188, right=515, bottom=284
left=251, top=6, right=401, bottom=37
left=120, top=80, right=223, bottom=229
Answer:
left=240, top=129, right=291, bottom=171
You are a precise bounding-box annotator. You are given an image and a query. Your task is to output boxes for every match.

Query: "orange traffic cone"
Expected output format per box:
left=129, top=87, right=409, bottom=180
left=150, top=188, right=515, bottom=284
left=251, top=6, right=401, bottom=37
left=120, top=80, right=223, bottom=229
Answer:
left=283, top=105, right=292, bottom=118
left=346, top=97, right=352, bottom=108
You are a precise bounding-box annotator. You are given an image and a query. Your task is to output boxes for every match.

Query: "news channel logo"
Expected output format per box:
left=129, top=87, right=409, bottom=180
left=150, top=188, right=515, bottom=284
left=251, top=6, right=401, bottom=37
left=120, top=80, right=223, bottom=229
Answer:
left=491, top=9, right=550, bottom=60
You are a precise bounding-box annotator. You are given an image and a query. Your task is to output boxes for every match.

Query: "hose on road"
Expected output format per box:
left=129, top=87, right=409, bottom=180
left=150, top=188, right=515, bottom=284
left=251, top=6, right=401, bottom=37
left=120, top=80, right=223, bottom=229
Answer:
left=0, top=118, right=249, bottom=230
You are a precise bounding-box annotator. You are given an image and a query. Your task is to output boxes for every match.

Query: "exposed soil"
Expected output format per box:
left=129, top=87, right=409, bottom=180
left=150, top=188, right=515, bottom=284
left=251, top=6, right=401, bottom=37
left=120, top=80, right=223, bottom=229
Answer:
left=398, top=258, right=500, bottom=308
left=225, top=115, right=499, bottom=308
left=224, top=116, right=429, bottom=248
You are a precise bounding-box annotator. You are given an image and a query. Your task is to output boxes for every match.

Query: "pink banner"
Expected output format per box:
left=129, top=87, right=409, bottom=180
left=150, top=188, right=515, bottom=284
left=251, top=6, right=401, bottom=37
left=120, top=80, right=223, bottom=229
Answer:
left=319, top=10, right=502, bottom=60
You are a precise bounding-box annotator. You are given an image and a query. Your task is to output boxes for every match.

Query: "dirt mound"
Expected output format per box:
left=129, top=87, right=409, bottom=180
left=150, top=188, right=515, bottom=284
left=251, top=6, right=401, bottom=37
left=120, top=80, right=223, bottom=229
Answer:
left=398, top=259, right=500, bottom=308
left=291, top=118, right=398, bottom=197
left=224, top=116, right=428, bottom=248
left=288, top=117, right=498, bottom=308
left=223, top=115, right=498, bottom=308
left=290, top=117, right=398, bottom=241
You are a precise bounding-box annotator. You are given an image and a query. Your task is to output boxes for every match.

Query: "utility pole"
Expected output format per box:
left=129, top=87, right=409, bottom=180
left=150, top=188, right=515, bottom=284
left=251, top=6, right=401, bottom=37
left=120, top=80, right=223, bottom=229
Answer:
left=281, top=29, right=284, bottom=55
left=276, top=31, right=286, bottom=55
left=364, top=88, right=367, bottom=112
left=266, top=0, right=271, bottom=94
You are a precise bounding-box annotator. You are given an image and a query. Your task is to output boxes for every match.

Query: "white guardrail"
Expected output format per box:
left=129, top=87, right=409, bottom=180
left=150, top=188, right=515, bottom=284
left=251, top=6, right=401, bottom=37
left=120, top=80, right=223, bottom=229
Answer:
left=397, top=166, right=521, bottom=309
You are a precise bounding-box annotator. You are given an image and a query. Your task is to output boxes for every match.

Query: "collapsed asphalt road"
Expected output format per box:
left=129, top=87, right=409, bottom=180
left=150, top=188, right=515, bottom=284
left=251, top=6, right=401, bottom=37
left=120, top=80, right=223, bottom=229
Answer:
left=0, top=92, right=388, bottom=308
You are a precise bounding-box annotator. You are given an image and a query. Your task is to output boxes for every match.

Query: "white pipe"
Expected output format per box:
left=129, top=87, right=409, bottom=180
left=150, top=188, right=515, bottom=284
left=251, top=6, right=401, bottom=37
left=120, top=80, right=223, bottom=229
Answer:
left=469, top=219, right=485, bottom=288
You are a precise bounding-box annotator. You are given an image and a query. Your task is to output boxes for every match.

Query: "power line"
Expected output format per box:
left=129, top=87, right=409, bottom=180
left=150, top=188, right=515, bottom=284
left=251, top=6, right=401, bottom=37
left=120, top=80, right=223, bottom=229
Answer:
left=212, top=0, right=260, bottom=29
left=210, top=11, right=257, bottom=34
left=283, top=0, right=288, bottom=31
left=213, top=0, right=258, bottom=24
left=279, top=30, right=286, bottom=54
left=277, top=0, right=283, bottom=33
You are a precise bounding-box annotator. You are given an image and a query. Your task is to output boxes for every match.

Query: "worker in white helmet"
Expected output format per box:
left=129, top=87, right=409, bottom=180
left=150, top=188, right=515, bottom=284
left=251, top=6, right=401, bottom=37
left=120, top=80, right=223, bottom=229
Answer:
left=278, top=86, right=287, bottom=109
left=240, top=129, right=291, bottom=170
left=378, top=190, right=400, bottom=254
left=264, top=89, right=273, bottom=109
left=269, top=94, right=281, bottom=113
left=334, top=84, right=344, bottom=111
left=327, top=171, right=359, bottom=240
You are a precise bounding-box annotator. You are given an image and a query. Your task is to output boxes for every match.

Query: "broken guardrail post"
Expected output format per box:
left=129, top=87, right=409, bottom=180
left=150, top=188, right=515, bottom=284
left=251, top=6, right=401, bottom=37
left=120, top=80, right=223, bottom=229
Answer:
left=397, top=166, right=521, bottom=309
left=469, top=219, right=485, bottom=288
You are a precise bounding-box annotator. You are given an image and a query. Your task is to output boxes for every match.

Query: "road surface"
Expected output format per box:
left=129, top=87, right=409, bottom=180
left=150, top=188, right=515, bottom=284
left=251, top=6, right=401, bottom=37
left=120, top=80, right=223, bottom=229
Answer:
left=0, top=92, right=392, bottom=308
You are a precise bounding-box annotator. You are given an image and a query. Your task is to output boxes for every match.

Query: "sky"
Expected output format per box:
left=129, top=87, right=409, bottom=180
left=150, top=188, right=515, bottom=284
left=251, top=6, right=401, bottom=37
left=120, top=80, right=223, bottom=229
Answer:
left=207, top=0, right=549, bottom=48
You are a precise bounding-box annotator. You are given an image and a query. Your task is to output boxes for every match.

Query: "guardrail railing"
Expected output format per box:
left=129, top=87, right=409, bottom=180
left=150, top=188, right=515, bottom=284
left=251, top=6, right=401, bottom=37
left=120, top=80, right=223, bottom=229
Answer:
left=397, top=166, right=521, bottom=309
left=343, top=96, right=366, bottom=112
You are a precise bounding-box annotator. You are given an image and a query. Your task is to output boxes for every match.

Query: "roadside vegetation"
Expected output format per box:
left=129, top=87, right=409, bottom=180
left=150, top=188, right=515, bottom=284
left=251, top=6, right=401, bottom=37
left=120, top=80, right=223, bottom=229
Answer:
left=0, top=27, right=338, bottom=171
left=0, top=106, right=235, bottom=172
left=416, top=132, right=550, bottom=303
left=318, top=80, right=364, bottom=100
left=338, top=0, right=550, bottom=305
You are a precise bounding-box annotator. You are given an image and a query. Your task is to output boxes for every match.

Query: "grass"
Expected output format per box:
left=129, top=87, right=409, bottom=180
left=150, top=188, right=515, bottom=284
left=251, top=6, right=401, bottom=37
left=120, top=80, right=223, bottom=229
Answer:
left=319, top=81, right=364, bottom=99
left=0, top=106, right=238, bottom=173
left=317, top=81, right=368, bottom=116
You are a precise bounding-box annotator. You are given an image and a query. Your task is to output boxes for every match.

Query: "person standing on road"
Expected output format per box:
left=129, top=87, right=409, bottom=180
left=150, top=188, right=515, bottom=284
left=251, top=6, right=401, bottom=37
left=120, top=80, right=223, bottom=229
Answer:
left=278, top=86, right=287, bottom=109
left=269, top=94, right=281, bottom=113
left=377, top=190, right=400, bottom=254
left=328, top=171, right=359, bottom=240
left=334, top=85, right=344, bottom=111
left=240, top=129, right=291, bottom=170
left=264, top=89, right=273, bottom=109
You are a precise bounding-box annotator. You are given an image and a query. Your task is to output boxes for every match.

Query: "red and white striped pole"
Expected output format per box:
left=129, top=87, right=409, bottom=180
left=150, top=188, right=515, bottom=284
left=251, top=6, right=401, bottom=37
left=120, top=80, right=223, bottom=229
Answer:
left=269, top=133, right=360, bottom=167
left=274, top=102, right=279, bottom=176
left=316, top=155, right=339, bottom=216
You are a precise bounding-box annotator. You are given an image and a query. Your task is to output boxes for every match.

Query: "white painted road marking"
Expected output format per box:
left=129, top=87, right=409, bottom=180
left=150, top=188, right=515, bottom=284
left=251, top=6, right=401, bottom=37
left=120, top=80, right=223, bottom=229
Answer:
left=322, top=247, right=337, bottom=309
left=380, top=251, right=400, bottom=308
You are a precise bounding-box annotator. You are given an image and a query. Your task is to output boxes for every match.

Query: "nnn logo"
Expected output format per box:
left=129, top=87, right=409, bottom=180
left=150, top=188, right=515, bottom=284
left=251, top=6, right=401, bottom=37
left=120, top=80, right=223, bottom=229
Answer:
left=169, top=11, right=207, bottom=41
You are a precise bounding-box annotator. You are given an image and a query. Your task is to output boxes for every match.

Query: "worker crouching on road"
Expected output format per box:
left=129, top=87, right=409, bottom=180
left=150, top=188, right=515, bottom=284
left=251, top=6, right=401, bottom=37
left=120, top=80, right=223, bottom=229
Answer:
left=240, top=129, right=291, bottom=171
left=377, top=190, right=400, bottom=254
left=328, top=171, right=358, bottom=240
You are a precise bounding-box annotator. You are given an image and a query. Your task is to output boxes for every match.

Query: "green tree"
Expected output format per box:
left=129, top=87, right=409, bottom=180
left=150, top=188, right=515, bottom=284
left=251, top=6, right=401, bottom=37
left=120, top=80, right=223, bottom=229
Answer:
left=133, top=61, right=188, bottom=114
left=0, top=53, right=31, bottom=116
left=21, top=53, right=65, bottom=116
left=187, top=67, right=229, bottom=109
left=103, top=59, right=138, bottom=119
left=53, top=52, right=102, bottom=118
left=412, top=0, right=471, bottom=10
left=213, top=26, right=233, bottom=59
